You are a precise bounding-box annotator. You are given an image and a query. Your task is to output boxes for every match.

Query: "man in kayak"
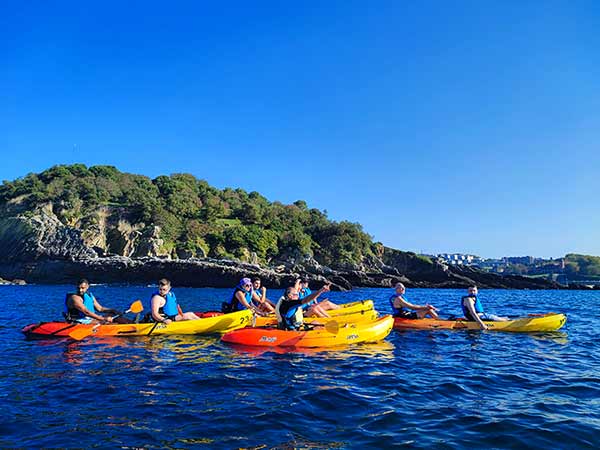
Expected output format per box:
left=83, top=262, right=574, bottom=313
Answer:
left=251, top=277, right=276, bottom=313
left=461, top=286, right=508, bottom=330
left=223, top=278, right=269, bottom=316
left=390, top=282, right=439, bottom=319
left=149, top=278, right=201, bottom=324
left=64, top=279, right=119, bottom=324
left=276, top=283, right=331, bottom=330
left=299, top=277, right=341, bottom=318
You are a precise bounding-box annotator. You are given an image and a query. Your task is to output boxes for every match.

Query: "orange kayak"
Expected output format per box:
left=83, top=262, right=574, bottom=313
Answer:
left=221, top=315, right=394, bottom=348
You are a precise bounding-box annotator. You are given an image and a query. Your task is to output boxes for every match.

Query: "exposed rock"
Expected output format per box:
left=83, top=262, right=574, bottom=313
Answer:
left=0, top=209, right=97, bottom=262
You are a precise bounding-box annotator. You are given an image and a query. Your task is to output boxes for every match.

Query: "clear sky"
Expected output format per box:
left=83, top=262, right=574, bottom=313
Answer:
left=2, top=1, right=599, bottom=258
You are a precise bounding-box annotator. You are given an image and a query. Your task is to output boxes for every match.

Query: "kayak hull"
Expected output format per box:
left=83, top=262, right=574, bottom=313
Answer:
left=393, top=313, right=567, bottom=332
left=253, top=307, right=379, bottom=328
left=320, top=299, right=374, bottom=317
left=22, top=309, right=253, bottom=339
left=221, top=315, right=394, bottom=348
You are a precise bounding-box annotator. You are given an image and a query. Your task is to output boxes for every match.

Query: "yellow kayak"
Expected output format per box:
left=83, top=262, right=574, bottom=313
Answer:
left=221, top=315, right=394, bottom=348
left=393, top=313, right=567, bottom=332
left=253, top=307, right=379, bottom=327
left=23, top=309, right=253, bottom=338
left=304, top=299, right=375, bottom=318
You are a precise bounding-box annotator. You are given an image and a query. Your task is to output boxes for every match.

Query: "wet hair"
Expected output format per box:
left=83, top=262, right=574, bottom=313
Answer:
left=78, top=278, right=89, bottom=286
left=158, top=278, right=171, bottom=287
left=252, top=277, right=261, bottom=283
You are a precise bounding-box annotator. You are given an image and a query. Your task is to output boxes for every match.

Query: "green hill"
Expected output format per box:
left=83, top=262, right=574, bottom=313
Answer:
left=0, top=164, right=377, bottom=267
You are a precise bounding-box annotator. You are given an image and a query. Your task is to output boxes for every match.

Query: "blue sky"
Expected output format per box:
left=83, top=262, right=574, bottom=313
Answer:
left=2, top=1, right=599, bottom=258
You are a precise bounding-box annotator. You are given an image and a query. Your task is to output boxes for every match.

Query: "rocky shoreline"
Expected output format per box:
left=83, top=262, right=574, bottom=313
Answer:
left=0, top=254, right=584, bottom=290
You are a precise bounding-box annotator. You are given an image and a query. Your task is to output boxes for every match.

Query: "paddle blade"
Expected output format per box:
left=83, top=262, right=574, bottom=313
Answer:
left=68, top=326, right=96, bottom=341
left=128, top=300, right=143, bottom=314
left=324, top=320, right=339, bottom=334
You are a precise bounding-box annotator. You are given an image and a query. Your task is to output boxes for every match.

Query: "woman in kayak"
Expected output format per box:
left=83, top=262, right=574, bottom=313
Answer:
left=390, top=282, right=439, bottom=319
left=461, top=286, right=508, bottom=330
left=223, top=278, right=269, bottom=316
left=276, top=283, right=331, bottom=330
left=149, top=278, right=201, bottom=324
left=251, top=277, right=276, bottom=314
left=64, top=279, right=122, bottom=324
left=299, top=278, right=341, bottom=318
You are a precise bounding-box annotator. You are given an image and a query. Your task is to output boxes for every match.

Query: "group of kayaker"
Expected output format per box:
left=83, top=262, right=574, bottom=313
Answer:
left=389, top=282, right=508, bottom=330
left=65, top=277, right=508, bottom=332
left=64, top=276, right=341, bottom=331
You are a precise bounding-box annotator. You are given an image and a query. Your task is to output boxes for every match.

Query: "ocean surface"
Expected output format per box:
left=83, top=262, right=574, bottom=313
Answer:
left=2, top=285, right=599, bottom=449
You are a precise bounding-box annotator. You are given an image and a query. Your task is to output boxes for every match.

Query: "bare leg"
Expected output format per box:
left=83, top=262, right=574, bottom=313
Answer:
left=259, top=302, right=275, bottom=314
left=318, top=300, right=340, bottom=311
left=177, top=312, right=202, bottom=321
left=308, top=304, right=330, bottom=318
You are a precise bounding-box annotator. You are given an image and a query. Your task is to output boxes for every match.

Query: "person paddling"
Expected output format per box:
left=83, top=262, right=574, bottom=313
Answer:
left=390, top=282, right=439, bottom=319
left=64, top=278, right=122, bottom=324
left=149, top=278, right=201, bottom=324
left=276, top=283, right=331, bottom=330
left=461, top=286, right=508, bottom=330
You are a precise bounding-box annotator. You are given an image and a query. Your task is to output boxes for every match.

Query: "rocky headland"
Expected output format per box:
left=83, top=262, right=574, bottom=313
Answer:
left=0, top=203, right=567, bottom=290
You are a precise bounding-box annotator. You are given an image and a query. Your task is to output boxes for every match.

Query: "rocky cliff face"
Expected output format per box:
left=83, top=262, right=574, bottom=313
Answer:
left=0, top=204, right=96, bottom=261
left=0, top=204, right=565, bottom=290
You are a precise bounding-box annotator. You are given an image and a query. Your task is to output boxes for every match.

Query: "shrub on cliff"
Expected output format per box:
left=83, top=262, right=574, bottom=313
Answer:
left=0, top=164, right=374, bottom=267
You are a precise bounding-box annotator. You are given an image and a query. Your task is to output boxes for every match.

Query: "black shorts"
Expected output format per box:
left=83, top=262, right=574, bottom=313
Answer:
left=394, top=310, right=418, bottom=319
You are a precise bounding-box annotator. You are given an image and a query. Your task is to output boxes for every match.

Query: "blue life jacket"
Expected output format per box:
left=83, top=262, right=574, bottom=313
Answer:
left=461, top=295, right=484, bottom=321
left=276, top=297, right=304, bottom=330
left=300, top=287, right=314, bottom=309
left=150, top=291, right=179, bottom=318
left=229, top=287, right=253, bottom=311
left=64, top=292, right=97, bottom=322
left=389, top=294, right=410, bottom=316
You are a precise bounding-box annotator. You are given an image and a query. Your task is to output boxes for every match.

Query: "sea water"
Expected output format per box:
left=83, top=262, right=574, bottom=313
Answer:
left=1, top=285, right=598, bottom=448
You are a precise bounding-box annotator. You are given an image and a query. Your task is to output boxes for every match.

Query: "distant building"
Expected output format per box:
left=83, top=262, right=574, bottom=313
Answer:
left=436, top=253, right=481, bottom=266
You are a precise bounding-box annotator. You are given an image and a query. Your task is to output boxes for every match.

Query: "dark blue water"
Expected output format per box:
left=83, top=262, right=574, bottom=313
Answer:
left=2, top=285, right=599, bottom=448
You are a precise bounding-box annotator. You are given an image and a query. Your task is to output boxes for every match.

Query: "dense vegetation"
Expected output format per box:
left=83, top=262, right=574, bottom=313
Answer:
left=0, top=164, right=377, bottom=266
left=564, top=254, right=600, bottom=277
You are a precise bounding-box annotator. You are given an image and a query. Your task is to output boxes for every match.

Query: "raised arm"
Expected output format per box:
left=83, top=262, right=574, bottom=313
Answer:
left=300, top=284, right=330, bottom=305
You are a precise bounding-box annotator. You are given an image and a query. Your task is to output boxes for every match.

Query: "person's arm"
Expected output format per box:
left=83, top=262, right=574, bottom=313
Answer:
left=237, top=291, right=262, bottom=315
left=251, top=291, right=265, bottom=304
left=72, top=295, right=111, bottom=322
left=300, top=285, right=330, bottom=305
left=151, top=295, right=170, bottom=324
left=465, top=297, right=488, bottom=330
left=93, top=297, right=117, bottom=315
left=394, top=297, right=428, bottom=311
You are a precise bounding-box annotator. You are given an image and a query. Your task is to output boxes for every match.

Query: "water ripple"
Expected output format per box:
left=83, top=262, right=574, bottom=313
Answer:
left=3, top=286, right=600, bottom=448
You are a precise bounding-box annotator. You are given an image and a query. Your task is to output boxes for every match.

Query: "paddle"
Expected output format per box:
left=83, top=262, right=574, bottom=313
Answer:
left=68, top=300, right=144, bottom=341
left=305, top=320, right=339, bottom=334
